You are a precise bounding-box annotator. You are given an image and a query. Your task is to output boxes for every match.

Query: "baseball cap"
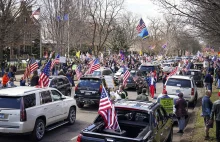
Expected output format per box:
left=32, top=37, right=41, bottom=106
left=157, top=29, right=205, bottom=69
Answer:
left=162, top=90, right=167, bottom=94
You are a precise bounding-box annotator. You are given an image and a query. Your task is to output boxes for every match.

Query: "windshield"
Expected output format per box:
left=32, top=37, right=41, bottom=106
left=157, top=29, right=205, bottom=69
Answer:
left=186, top=71, right=200, bottom=76
left=92, top=71, right=101, bottom=76
left=0, top=96, right=21, bottom=109
left=166, top=78, right=191, bottom=88
left=78, top=78, right=101, bottom=88
left=139, top=66, right=155, bottom=72
left=163, top=64, right=171, bottom=67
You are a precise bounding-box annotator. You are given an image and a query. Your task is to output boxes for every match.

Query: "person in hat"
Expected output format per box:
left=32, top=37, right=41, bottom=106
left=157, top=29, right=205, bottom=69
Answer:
left=157, top=90, right=170, bottom=103
left=210, top=92, right=220, bottom=142
left=136, top=88, right=149, bottom=101
left=175, top=92, right=188, bottom=133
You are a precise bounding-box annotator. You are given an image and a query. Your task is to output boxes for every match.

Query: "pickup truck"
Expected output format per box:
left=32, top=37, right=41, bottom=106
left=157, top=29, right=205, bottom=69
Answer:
left=76, top=100, right=173, bottom=142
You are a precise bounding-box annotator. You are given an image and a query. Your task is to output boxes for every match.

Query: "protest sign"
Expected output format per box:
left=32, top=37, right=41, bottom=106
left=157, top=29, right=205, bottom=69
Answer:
left=160, top=98, right=174, bottom=114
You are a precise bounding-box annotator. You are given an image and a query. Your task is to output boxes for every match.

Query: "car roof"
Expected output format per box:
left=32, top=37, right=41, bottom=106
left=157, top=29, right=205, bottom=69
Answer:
left=168, top=75, right=192, bottom=80
left=115, top=100, right=158, bottom=112
left=140, top=63, right=158, bottom=66
left=188, top=69, right=201, bottom=72
left=49, top=75, right=67, bottom=79
left=94, top=67, right=112, bottom=71
left=0, top=86, right=50, bottom=97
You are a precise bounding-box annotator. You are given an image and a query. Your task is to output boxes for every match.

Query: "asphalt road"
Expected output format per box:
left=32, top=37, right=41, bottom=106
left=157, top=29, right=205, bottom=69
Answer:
left=0, top=80, right=204, bottom=142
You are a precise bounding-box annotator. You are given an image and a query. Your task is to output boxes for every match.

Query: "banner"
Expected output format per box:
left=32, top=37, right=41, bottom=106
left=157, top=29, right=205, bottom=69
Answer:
left=160, top=98, right=174, bottom=114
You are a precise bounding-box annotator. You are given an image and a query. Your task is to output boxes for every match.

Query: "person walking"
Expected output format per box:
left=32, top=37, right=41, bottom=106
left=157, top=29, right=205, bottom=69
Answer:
left=201, top=90, right=213, bottom=140
left=136, top=88, right=149, bottom=101
left=204, top=72, right=213, bottom=92
left=210, top=93, right=220, bottom=142
left=162, top=73, right=168, bottom=87
left=2, top=72, right=9, bottom=87
left=175, top=92, right=188, bottom=133
left=149, top=73, right=156, bottom=99
left=30, top=70, right=39, bottom=86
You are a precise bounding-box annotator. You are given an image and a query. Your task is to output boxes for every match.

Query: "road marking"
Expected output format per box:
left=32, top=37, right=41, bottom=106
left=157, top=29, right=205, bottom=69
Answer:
left=71, top=136, right=78, bottom=140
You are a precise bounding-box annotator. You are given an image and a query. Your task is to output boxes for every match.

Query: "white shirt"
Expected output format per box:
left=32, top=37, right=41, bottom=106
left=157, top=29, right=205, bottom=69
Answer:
left=151, top=77, right=154, bottom=85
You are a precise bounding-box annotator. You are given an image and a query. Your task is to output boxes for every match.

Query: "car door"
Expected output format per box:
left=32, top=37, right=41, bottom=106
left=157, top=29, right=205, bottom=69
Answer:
left=159, top=107, right=171, bottom=142
left=63, top=77, right=72, bottom=95
left=151, top=110, right=161, bottom=142
left=51, top=90, right=68, bottom=121
left=57, top=78, right=65, bottom=95
left=155, top=108, right=166, bottom=142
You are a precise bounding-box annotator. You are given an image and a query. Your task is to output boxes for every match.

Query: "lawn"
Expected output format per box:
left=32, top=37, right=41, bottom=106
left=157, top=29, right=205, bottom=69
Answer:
left=192, top=88, right=219, bottom=142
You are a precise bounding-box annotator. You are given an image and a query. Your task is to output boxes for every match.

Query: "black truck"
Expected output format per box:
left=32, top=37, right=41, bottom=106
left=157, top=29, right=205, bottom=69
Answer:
left=76, top=100, right=173, bottom=142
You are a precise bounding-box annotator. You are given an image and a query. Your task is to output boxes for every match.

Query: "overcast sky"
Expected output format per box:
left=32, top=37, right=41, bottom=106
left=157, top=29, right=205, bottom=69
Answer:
left=125, top=0, right=163, bottom=24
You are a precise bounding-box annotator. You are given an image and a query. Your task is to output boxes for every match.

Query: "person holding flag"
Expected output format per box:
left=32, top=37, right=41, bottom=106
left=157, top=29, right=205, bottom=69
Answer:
left=149, top=73, right=156, bottom=99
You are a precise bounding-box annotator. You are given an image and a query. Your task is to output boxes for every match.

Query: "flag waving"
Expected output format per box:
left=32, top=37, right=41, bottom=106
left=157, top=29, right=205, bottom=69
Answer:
left=39, top=61, right=51, bottom=87
left=123, top=67, right=130, bottom=87
left=50, top=54, right=60, bottom=70
left=89, top=58, right=100, bottom=74
left=75, top=65, right=83, bottom=80
left=29, top=58, right=39, bottom=73
left=136, top=18, right=149, bottom=39
left=98, top=86, right=120, bottom=130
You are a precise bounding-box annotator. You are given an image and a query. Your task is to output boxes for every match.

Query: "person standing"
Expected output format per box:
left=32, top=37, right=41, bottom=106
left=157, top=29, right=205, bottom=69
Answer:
left=149, top=73, right=156, bottom=99
left=162, top=73, right=168, bottom=87
left=175, top=92, right=188, bottom=133
left=20, top=77, right=26, bottom=86
left=201, top=90, right=213, bottom=140
left=157, top=90, right=170, bottom=103
left=204, top=72, right=213, bottom=92
left=210, top=93, right=220, bottom=142
left=136, top=88, right=149, bottom=101
left=30, top=71, right=39, bottom=86
left=2, top=72, right=9, bottom=87
left=116, top=85, right=127, bottom=99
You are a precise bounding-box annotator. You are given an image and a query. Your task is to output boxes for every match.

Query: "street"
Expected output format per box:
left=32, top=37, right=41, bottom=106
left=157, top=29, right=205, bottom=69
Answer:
left=0, top=80, right=203, bottom=142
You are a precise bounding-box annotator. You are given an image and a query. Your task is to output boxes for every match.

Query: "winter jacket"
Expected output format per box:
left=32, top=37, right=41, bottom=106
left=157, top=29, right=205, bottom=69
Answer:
left=175, top=98, right=188, bottom=117
left=2, top=74, right=9, bottom=86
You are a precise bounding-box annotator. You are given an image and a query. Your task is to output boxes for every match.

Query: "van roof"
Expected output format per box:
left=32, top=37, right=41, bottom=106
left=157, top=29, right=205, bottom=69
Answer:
left=0, top=86, right=48, bottom=97
left=168, top=75, right=192, bottom=80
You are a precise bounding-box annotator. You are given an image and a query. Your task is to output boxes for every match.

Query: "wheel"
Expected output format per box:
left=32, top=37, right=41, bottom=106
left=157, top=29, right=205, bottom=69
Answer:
left=66, top=91, right=71, bottom=96
left=30, top=119, right=45, bottom=142
left=190, top=94, right=197, bottom=108
left=67, top=107, right=76, bottom=125
left=76, top=101, right=84, bottom=108
left=166, top=127, right=173, bottom=142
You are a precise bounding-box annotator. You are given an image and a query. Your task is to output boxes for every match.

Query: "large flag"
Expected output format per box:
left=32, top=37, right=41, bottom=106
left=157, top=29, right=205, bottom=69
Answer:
left=50, top=54, right=60, bottom=70
left=39, top=61, right=51, bottom=87
left=89, top=58, right=100, bottom=74
left=75, top=65, right=83, bottom=80
left=31, top=7, right=40, bottom=19
left=123, top=67, right=130, bottom=87
left=98, top=86, right=120, bottom=130
left=29, top=58, right=39, bottom=73
left=136, top=18, right=149, bottom=39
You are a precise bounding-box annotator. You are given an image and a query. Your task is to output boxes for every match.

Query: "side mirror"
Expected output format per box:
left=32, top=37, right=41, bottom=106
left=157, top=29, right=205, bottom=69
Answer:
left=61, top=96, right=66, bottom=100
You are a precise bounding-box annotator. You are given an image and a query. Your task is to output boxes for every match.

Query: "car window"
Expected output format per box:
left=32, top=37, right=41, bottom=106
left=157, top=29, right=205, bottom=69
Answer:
left=92, top=71, right=101, bottom=76
left=0, top=96, right=21, bottom=109
left=40, top=91, right=52, bottom=104
left=51, top=90, right=62, bottom=101
left=58, top=78, right=64, bottom=85
left=166, top=78, right=191, bottom=88
left=139, top=66, right=155, bottom=73
left=78, top=78, right=101, bottom=88
left=63, top=77, right=70, bottom=84
left=152, top=110, right=160, bottom=128
left=49, top=79, right=58, bottom=87
left=23, top=93, right=36, bottom=109
left=102, top=70, right=111, bottom=75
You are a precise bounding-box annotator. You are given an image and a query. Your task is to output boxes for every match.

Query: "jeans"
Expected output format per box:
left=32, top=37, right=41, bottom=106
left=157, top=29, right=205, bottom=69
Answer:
left=205, top=83, right=212, bottom=92
left=216, top=121, right=220, bottom=141
left=178, top=117, right=186, bottom=130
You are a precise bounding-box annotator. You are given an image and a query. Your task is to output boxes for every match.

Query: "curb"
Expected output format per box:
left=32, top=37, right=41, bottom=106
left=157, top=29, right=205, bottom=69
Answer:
left=180, top=89, right=204, bottom=142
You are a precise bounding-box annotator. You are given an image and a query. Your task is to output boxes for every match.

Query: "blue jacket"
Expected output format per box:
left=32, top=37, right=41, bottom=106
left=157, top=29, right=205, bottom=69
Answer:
left=8, top=72, right=13, bottom=78
left=20, top=80, right=26, bottom=86
left=204, top=74, right=213, bottom=84
left=202, top=96, right=213, bottom=116
left=66, top=73, right=73, bottom=85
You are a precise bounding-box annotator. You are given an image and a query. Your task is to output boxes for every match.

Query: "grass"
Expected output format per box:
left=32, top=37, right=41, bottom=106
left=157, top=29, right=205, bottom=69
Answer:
left=192, top=88, right=218, bottom=142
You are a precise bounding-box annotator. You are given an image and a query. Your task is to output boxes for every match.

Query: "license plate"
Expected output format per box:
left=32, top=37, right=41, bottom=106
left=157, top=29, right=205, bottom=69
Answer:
left=85, top=92, right=91, bottom=95
left=0, top=114, right=4, bottom=119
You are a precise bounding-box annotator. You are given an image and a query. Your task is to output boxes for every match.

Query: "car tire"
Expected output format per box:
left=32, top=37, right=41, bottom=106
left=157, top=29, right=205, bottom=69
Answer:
left=76, top=101, right=84, bottom=108
left=66, top=90, right=71, bottom=96
left=166, top=127, right=173, bottom=142
left=190, top=93, right=198, bottom=108
left=67, top=107, right=76, bottom=125
left=30, top=119, right=45, bottom=142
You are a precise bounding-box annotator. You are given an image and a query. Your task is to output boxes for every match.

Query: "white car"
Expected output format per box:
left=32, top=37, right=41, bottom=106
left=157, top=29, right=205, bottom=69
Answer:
left=0, top=86, right=76, bottom=141
left=164, top=75, right=198, bottom=107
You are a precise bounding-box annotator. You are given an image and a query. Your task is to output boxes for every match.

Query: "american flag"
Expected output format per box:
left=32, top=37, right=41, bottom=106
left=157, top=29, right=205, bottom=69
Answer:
left=89, top=58, right=100, bottom=74
left=31, top=7, right=40, bottom=18
left=39, top=61, right=51, bottom=87
left=50, top=54, right=60, bottom=70
left=123, top=67, right=130, bottom=87
left=75, top=65, right=83, bottom=80
left=29, top=58, right=39, bottom=73
left=98, top=86, right=120, bottom=130
left=136, top=18, right=146, bottom=33
left=167, top=67, right=178, bottom=79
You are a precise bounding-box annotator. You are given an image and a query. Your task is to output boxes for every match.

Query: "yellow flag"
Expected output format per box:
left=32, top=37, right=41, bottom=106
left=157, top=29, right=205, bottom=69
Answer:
left=139, top=50, right=143, bottom=56
left=76, top=51, right=80, bottom=58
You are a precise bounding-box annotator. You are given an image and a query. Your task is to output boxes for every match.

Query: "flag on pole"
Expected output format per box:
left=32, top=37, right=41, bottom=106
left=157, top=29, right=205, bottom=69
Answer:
left=136, top=18, right=149, bottom=39
left=89, top=58, right=100, bottom=74
left=31, top=7, right=40, bottom=19
left=29, top=58, right=39, bottom=73
left=50, top=54, right=60, bottom=70
left=76, top=51, right=80, bottom=58
left=123, top=67, right=130, bottom=87
left=75, top=65, right=83, bottom=80
left=98, top=86, right=120, bottom=130
left=39, top=61, right=51, bottom=87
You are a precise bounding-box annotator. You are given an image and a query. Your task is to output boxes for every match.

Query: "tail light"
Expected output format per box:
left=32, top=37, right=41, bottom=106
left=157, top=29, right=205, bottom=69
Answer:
left=75, top=84, right=78, bottom=92
left=191, top=88, right=194, bottom=96
left=20, top=98, right=27, bottom=122
left=99, top=85, right=102, bottom=93
left=76, top=134, right=82, bottom=142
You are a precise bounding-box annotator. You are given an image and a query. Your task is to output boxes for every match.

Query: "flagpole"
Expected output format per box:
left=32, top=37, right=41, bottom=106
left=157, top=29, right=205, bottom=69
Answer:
left=67, top=14, right=70, bottom=59
left=40, top=24, right=42, bottom=59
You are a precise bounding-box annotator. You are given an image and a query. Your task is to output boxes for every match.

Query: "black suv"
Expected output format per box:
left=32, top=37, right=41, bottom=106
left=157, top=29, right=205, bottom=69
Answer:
left=49, top=76, right=72, bottom=96
left=77, top=100, right=173, bottom=142
left=74, top=75, right=106, bottom=108
left=138, top=64, right=163, bottom=81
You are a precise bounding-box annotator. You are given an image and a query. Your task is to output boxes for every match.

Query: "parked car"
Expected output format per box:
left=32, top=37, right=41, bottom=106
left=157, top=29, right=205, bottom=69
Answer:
left=74, top=76, right=106, bottom=108
left=77, top=100, right=173, bottom=142
left=114, top=67, right=125, bottom=84
left=92, top=67, right=114, bottom=77
left=164, top=75, right=198, bottom=107
left=138, top=63, right=163, bottom=81
left=49, top=76, right=72, bottom=96
left=186, top=69, right=204, bottom=87
left=0, top=86, right=76, bottom=141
